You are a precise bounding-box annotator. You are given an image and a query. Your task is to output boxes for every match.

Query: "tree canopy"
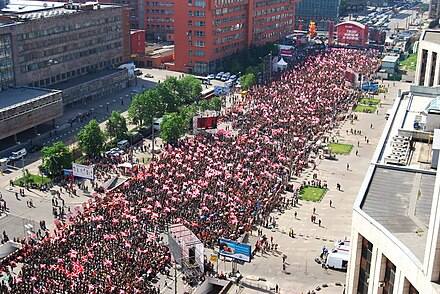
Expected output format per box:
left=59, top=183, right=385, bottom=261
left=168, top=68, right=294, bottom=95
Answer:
left=240, top=73, right=256, bottom=90
left=159, top=113, right=188, bottom=144
left=40, top=141, right=73, bottom=176
left=106, top=110, right=128, bottom=141
left=77, top=119, right=106, bottom=157
left=128, top=90, right=163, bottom=126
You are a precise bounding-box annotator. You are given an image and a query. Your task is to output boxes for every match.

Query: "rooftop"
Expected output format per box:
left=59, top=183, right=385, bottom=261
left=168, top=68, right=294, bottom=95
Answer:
left=421, top=29, right=440, bottom=45
left=0, top=87, right=55, bottom=109
left=361, top=166, right=435, bottom=261
left=48, top=68, right=126, bottom=90
left=382, top=55, right=399, bottom=63
left=358, top=85, right=440, bottom=264
left=1, top=0, right=118, bottom=23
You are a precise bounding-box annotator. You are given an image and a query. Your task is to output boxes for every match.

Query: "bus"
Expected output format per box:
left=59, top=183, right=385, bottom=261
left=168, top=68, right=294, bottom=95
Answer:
left=201, top=88, right=215, bottom=100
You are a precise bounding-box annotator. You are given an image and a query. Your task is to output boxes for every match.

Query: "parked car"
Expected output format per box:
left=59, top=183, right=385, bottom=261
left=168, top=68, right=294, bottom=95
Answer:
left=144, top=73, right=154, bottom=78
left=215, top=72, right=224, bottom=80
left=117, top=140, right=130, bottom=149
left=229, top=74, right=237, bottom=81
left=207, top=74, right=215, bottom=79
left=29, top=145, right=43, bottom=153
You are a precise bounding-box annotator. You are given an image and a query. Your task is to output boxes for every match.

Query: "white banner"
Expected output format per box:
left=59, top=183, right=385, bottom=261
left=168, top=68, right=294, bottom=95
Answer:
left=72, top=163, right=94, bottom=180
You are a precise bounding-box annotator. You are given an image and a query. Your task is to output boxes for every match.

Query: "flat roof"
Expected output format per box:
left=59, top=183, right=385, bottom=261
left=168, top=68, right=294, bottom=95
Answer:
left=422, top=30, right=440, bottom=45
left=0, top=87, right=54, bottom=109
left=361, top=166, right=435, bottom=261
left=382, top=55, right=399, bottom=63
left=49, top=68, right=126, bottom=90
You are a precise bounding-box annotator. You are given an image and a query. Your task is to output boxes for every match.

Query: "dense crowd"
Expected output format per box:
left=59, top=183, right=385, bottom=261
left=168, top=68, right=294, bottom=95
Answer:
left=0, top=48, right=379, bottom=293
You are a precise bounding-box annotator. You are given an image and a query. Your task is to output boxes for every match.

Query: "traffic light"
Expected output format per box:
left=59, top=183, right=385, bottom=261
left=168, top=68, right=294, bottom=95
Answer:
left=309, top=21, right=317, bottom=39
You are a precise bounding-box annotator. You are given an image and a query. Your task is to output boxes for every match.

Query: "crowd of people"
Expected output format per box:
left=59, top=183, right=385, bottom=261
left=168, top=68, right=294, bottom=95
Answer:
left=0, top=48, right=379, bottom=293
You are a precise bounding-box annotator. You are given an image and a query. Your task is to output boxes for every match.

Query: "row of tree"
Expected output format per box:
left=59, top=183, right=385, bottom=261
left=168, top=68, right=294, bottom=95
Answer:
left=40, top=75, right=223, bottom=176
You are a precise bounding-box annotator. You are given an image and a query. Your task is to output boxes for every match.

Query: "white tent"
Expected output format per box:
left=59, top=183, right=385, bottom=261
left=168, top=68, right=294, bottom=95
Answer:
left=277, top=58, right=288, bottom=71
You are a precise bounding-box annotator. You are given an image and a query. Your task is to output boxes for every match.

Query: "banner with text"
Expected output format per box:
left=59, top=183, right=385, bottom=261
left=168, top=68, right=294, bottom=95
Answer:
left=72, top=163, right=94, bottom=180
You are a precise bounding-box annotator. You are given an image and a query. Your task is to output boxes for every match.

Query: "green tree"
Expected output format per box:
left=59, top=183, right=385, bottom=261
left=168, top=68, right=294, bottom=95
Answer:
left=241, top=73, right=256, bottom=90
left=77, top=119, right=106, bottom=157
left=106, top=110, right=128, bottom=141
left=156, top=77, right=181, bottom=113
left=160, top=112, right=188, bottom=144
left=41, top=141, right=73, bottom=176
left=128, top=90, right=163, bottom=126
left=177, top=76, right=203, bottom=104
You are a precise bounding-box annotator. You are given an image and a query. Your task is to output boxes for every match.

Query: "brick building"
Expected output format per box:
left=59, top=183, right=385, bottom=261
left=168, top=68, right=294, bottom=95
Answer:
left=173, top=0, right=299, bottom=75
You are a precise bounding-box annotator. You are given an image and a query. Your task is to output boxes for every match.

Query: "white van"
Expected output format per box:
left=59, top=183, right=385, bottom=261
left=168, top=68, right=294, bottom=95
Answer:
left=325, top=251, right=349, bottom=270
left=9, top=148, right=27, bottom=161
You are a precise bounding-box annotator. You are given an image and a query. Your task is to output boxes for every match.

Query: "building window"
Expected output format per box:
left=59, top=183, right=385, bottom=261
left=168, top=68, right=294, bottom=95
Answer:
left=408, top=283, right=419, bottom=294
left=195, top=0, right=205, bottom=7
left=383, top=258, right=396, bottom=294
left=194, top=50, right=205, bottom=56
left=357, top=237, right=373, bottom=294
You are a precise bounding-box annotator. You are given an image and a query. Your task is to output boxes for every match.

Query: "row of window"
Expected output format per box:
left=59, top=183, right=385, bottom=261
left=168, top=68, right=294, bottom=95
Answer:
left=254, top=5, right=294, bottom=16
left=188, top=0, right=206, bottom=8
left=146, top=17, right=174, bottom=23
left=146, top=9, right=174, bottom=15
left=146, top=2, right=174, bottom=7
left=254, top=13, right=293, bottom=25
left=212, top=14, right=246, bottom=26
left=213, top=23, right=244, bottom=35
left=254, top=0, right=292, bottom=8
left=213, top=5, right=246, bottom=16
left=20, top=42, right=122, bottom=73
left=16, top=16, right=121, bottom=41
left=188, top=20, right=206, bottom=27
left=146, top=24, right=174, bottom=31
left=30, top=57, right=122, bottom=88
left=188, top=10, right=206, bottom=17
left=0, top=97, right=61, bottom=123
left=214, top=0, right=247, bottom=7
left=254, top=20, right=292, bottom=34
left=213, top=32, right=245, bottom=45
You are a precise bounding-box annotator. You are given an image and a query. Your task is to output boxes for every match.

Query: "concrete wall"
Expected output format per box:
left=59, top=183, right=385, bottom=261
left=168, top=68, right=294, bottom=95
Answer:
left=0, top=90, right=63, bottom=140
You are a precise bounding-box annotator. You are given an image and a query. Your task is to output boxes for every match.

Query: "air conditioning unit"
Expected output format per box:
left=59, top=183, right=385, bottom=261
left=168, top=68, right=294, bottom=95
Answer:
left=378, top=282, right=385, bottom=288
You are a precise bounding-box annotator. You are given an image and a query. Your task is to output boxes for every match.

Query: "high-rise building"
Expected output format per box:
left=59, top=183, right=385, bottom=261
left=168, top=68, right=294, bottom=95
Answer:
left=295, top=0, right=340, bottom=31
left=173, top=0, right=299, bottom=75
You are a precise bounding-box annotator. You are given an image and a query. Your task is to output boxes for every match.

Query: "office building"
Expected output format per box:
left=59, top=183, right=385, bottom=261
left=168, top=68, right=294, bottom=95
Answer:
left=346, top=30, right=440, bottom=292
left=415, top=30, right=440, bottom=88
left=295, top=0, right=340, bottom=31
left=0, top=0, right=131, bottom=141
left=173, top=0, right=299, bottom=75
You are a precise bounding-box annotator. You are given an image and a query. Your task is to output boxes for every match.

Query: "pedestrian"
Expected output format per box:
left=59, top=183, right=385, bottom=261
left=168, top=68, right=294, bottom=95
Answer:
left=367, top=139, right=369, bottom=144
left=370, top=123, right=373, bottom=129
left=276, top=284, right=279, bottom=293
left=294, top=211, right=297, bottom=219
left=313, top=207, right=316, bottom=214
left=318, top=219, right=322, bottom=227
left=357, top=141, right=360, bottom=147
left=329, top=200, right=332, bottom=207
left=346, top=163, right=350, bottom=170
left=356, top=150, right=358, bottom=156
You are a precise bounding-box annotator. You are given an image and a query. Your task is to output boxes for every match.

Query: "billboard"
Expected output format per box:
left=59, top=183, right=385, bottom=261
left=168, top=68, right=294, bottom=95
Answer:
left=279, top=45, right=294, bottom=57
left=72, top=163, right=94, bottom=180
left=197, top=117, right=218, bottom=129
left=336, top=21, right=369, bottom=46
left=219, top=239, right=251, bottom=263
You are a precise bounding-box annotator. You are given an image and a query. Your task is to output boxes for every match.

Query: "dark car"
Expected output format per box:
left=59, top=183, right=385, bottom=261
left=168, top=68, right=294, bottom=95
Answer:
left=29, top=145, right=43, bottom=153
